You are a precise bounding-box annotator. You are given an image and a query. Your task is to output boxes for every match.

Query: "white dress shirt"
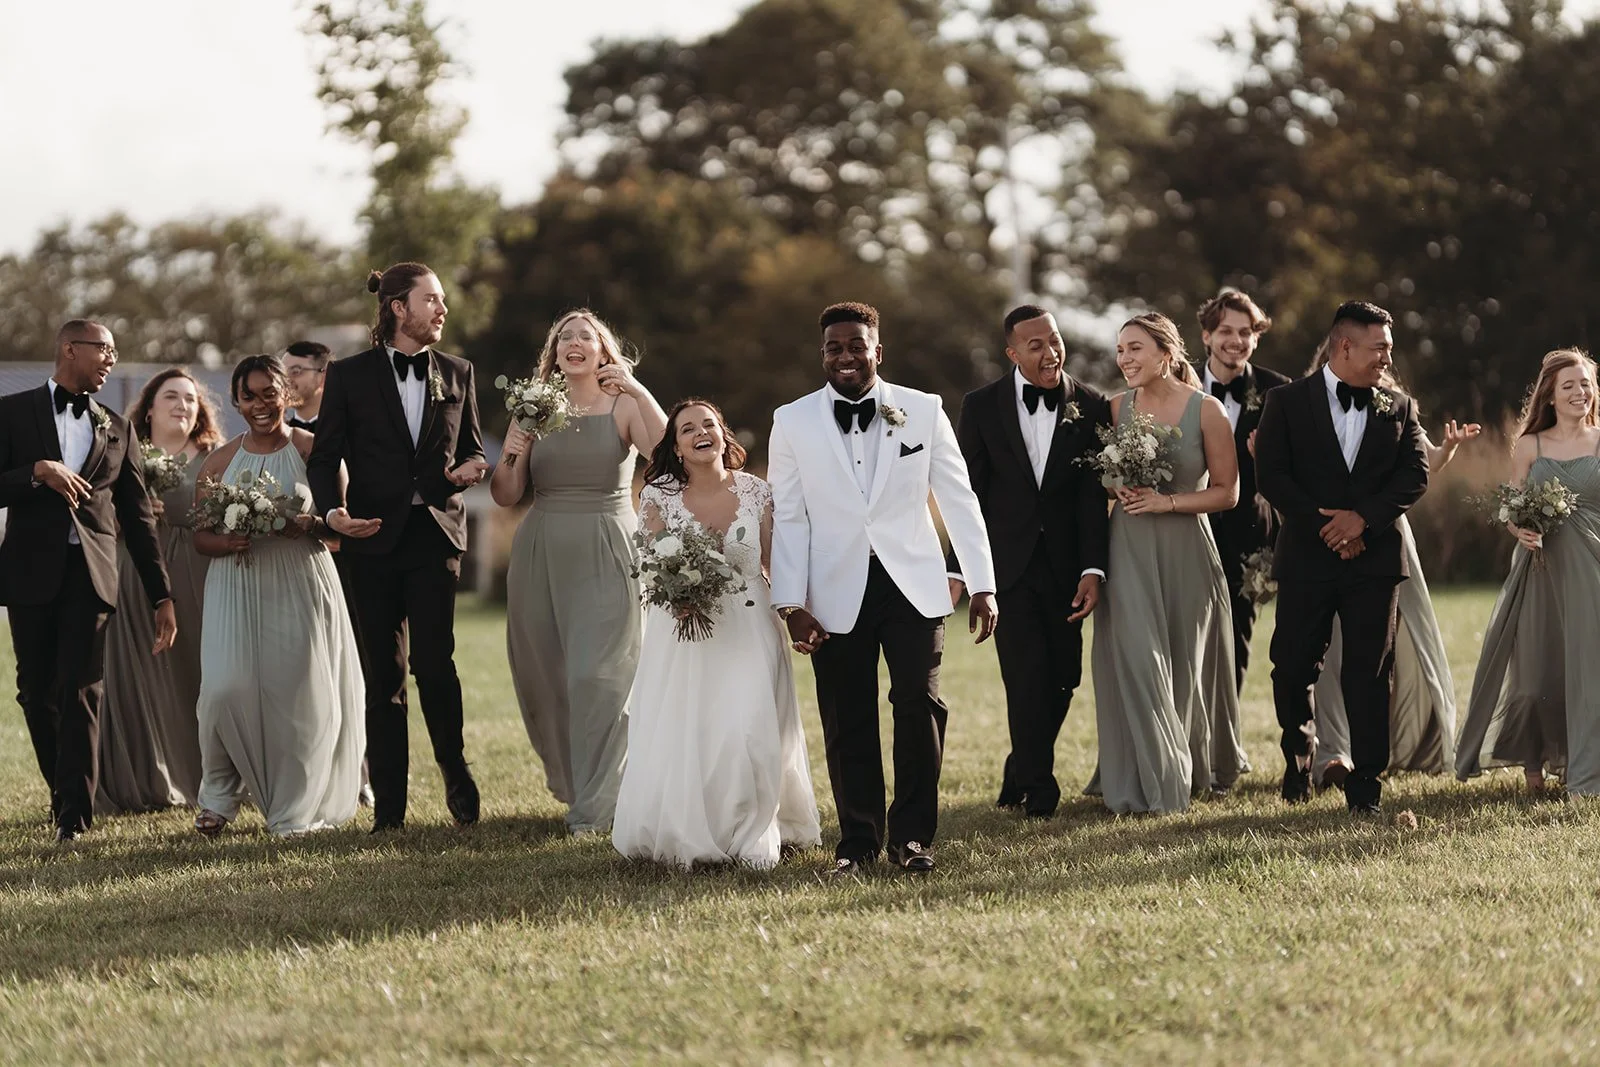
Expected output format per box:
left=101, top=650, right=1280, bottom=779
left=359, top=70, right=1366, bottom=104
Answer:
left=1202, top=365, right=1244, bottom=431
left=1322, top=364, right=1368, bottom=470
left=387, top=346, right=427, bottom=504
left=1011, top=369, right=1105, bottom=583
left=48, top=378, right=93, bottom=545
left=826, top=380, right=882, bottom=498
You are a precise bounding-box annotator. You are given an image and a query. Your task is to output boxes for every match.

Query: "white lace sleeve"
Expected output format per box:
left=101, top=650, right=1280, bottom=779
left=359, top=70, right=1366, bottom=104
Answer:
left=738, top=473, right=775, bottom=578
left=638, top=483, right=667, bottom=536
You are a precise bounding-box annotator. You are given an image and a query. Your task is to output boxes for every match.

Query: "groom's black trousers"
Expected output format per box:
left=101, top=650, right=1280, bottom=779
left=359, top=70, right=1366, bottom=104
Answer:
left=344, top=506, right=467, bottom=824
left=993, top=544, right=1084, bottom=816
left=1270, top=573, right=1400, bottom=807
left=811, top=557, right=946, bottom=862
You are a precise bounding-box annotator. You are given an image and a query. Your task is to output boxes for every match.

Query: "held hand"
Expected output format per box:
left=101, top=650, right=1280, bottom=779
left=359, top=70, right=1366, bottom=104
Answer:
left=1337, top=537, right=1366, bottom=561
left=1122, top=487, right=1172, bottom=515
left=948, top=577, right=965, bottom=608
left=279, top=513, right=317, bottom=540
left=1318, top=508, right=1367, bottom=549
left=33, top=460, right=93, bottom=509
left=596, top=362, right=642, bottom=398
left=502, top=423, right=534, bottom=461
left=446, top=458, right=489, bottom=487
left=1066, top=574, right=1101, bottom=623
left=328, top=508, right=382, bottom=539
left=151, top=600, right=177, bottom=655
left=149, top=498, right=165, bottom=520
left=969, top=592, right=998, bottom=643
left=1247, top=428, right=1258, bottom=460
left=223, top=534, right=252, bottom=555
left=785, top=609, right=829, bottom=655
left=1508, top=523, right=1544, bottom=551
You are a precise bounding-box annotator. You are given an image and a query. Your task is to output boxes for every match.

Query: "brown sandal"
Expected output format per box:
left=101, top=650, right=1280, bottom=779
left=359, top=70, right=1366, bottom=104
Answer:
left=194, top=809, right=229, bottom=837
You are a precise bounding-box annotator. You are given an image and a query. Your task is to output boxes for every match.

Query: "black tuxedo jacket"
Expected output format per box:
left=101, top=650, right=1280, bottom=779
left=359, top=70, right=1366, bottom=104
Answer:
left=307, top=346, right=485, bottom=556
left=1204, top=363, right=1294, bottom=563
left=949, top=372, right=1111, bottom=591
left=1254, top=373, right=1428, bottom=581
left=0, top=386, right=170, bottom=609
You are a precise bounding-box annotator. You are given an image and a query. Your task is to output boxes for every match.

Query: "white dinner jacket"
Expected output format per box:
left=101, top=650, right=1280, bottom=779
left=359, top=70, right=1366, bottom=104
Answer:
left=768, top=379, right=997, bottom=633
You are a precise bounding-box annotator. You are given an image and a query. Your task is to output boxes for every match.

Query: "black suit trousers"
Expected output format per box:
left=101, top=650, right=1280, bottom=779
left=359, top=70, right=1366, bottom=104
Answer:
left=8, top=546, right=111, bottom=833
left=344, top=506, right=466, bottom=823
left=1270, top=573, right=1400, bottom=807
left=993, top=543, right=1084, bottom=814
left=810, top=557, right=946, bottom=861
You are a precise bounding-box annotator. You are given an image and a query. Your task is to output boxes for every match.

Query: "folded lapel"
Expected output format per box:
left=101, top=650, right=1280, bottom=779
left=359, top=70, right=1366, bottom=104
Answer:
left=1305, top=375, right=1349, bottom=480
left=373, top=349, right=414, bottom=449
left=865, top=383, right=898, bottom=510
left=1231, top=366, right=1256, bottom=446
left=33, top=386, right=62, bottom=463
left=1039, top=376, right=1085, bottom=492
left=415, top=352, right=442, bottom=454
left=80, top=403, right=109, bottom=477
left=996, top=372, right=1034, bottom=485
left=1349, top=400, right=1391, bottom=477
left=816, top=388, right=857, bottom=489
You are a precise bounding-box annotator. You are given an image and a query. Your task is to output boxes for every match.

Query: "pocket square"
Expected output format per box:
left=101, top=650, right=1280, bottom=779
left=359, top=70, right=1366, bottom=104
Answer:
left=899, top=442, right=924, bottom=457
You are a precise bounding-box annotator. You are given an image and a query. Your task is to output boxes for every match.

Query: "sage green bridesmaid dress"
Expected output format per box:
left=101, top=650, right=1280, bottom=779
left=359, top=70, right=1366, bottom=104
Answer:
left=98, top=448, right=211, bottom=813
left=505, top=410, right=641, bottom=833
left=1089, top=389, right=1246, bottom=813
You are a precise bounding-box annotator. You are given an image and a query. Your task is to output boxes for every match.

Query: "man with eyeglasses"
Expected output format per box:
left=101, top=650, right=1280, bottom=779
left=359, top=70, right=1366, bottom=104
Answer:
left=284, top=340, right=331, bottom=433
left=0, top=319, right=175, bottom=842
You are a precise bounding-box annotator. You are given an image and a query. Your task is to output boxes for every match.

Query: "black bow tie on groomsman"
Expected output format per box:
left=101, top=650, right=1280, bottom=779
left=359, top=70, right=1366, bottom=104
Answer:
left=1021, top=382, right=1063, bottom=415
left=1210, top=375, right=1248, bottom=403
left=54, top=387, right=89, bottom=418
left=1335, top=380, right=1373, bottom=412
left=834, top=396, right=877, bottom=433
left=393, top=350, right=429, bottom=382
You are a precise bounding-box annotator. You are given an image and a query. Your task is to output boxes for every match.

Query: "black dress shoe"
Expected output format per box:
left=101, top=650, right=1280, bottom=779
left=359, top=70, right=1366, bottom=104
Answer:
left=55, top=825, right=83, bottom=845
left=827, top=857, right=869, bottom=878
left=370, top=816, right=405, bottom=834
left=1281, top=765, right=1312, bottom=804
left=441, top=760, right=480, bottom=827
left=1349, top=801, right=1382, bottom=817
left=889, top=841, right=936, bottom=873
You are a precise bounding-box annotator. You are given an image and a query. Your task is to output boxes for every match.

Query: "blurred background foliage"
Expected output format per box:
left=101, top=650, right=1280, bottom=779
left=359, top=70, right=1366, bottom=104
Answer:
left=1, top=0, right=1590, bottom=578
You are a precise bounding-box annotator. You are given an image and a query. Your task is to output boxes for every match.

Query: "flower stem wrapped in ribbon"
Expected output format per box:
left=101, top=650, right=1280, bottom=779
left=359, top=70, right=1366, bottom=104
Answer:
left=1076, top=408, right=1183, bottom=491
left=634, top=521, right=748, bottom=641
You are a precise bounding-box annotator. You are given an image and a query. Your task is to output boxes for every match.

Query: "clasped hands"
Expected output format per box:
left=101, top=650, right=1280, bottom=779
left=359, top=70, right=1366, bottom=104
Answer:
left=1319, top=507, right=1367, bottom=560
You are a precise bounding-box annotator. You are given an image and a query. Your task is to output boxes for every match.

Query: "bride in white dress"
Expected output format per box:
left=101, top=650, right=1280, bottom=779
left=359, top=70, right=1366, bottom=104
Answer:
left=612, top=399, right=821, bottom=868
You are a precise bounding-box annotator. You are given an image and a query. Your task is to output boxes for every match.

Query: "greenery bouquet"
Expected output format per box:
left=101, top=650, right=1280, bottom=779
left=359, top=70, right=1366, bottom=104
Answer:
left=140, top=442, right=189, bottom=496
left=1484, top=478, right=1579, bottom=550
left=495, top=373, right=572, bottom=441
left=1078, top=409, right=1183, bottom=491
left=635, top=522, right=748, bottom=641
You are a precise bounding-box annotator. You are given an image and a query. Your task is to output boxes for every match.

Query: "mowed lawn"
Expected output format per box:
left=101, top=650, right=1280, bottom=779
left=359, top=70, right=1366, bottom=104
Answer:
left=2, top=587, right=1598, bottom=1064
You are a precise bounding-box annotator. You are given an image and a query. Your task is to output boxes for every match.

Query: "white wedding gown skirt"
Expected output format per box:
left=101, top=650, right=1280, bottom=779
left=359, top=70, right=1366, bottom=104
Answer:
left=613, top=475, right=821, bottom=868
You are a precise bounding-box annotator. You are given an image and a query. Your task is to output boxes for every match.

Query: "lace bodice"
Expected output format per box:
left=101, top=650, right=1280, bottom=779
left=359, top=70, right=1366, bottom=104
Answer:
left=639, top=471, right=773, bottom=581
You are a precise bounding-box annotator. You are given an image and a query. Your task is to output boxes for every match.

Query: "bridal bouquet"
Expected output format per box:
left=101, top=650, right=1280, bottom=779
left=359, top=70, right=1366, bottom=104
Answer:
left=140, top=442, right=189, bottom=496
left=635, top=522, right=748, bottom=641
left=1482, top=478, right=1579, bottom=550
left=188, top=468, right=293, bottom=565
left=495, top=373, right=572, bottom=441
left=1078, top=409, right=1182, bottom=490
left=1240, top=547, right=1277, bottom=604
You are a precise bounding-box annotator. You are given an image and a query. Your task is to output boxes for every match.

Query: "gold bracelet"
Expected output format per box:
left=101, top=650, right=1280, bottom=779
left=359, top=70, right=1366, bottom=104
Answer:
left=1168, top=494, right=1177, bottom=513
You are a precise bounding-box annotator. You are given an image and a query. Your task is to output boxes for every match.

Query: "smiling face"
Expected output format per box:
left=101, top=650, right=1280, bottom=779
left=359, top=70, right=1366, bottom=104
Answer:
left=234, top=369, right=287, bottom=435
left=822, top=322, right=881, bottom=399
left=150, top=374, right=199, bottom=441
left=393, top=272, right=447, bottom=349
left=1202, top=307, right=1260, bottom=375
left=1115, top=323, right=1167, bottom=388
left=1007, top=313, right=1065, bottom=390
left=554, top=314, right=607, bottom=380
left=60, top=323, right=118, bottom=393
left=1329, top=322, right=1393, bottom=389
left=1552, top=363, right=1598, bottom=425
left=674, top=403, right=726, bottom=471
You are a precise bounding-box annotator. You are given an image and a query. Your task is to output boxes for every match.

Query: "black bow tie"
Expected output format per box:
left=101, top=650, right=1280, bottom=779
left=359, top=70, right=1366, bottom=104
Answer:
left=54, top=387, right=89, bottom=418
left=1021, top=382, right=1062, bottom=415
left=1335, top=381, right=1372, bottom=412
left=392, top=350, right=428, bottom=382
left=833, top=397, right=877, bottom=433
left=1210, top=375, right=1247, bottom=403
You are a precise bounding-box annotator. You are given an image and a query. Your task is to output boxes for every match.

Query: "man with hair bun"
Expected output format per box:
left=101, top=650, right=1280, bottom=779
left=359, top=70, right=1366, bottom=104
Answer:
left=307, top=262, right=490, bottom=832
left=1196, top=289, right=1292, bottom=695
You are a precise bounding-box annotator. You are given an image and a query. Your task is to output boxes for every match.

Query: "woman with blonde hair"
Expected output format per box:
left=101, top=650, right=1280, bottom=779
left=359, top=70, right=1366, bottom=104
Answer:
left=98, top=368, right=225, bottom=813
left=1089, top=312, right=1247, bottom=813
left=491, top=309, right=667, bottom=832
left=1457, top=348, right=1600, bottom=793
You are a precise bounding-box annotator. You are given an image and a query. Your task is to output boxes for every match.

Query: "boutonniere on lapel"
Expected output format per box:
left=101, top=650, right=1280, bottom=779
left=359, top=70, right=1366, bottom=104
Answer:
left=1059, top=401, right=1082, bottom=427
left=1369, top=388, right=1396, bottom=418
left=427, top=368, right=446, bottom=404
left=88, top=403, right=111, bottom=434
left=1243, top=385, right=1263, bottom=413
left=880, top=403, right=907, bottom=436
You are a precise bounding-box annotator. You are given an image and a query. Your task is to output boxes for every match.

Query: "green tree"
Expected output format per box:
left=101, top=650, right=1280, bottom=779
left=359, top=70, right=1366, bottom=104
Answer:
left=306, top=0, right=500, bottom=338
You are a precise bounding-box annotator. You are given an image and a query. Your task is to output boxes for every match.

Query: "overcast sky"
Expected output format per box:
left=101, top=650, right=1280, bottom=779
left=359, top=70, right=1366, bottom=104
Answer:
left=3, top=0, right=1594, bottom=256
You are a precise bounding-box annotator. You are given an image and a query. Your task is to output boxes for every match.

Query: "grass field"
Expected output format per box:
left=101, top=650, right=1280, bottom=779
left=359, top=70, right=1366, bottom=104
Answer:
left=2, top=587, right=1598, bottom=1064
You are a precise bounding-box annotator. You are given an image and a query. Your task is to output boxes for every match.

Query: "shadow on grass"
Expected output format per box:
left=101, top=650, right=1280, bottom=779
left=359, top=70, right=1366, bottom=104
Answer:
left=0, top=767, right=1587, bottom=984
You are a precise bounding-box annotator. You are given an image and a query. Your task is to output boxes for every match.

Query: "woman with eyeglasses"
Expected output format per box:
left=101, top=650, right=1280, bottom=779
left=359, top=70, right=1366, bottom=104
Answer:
left=97, top=368, right=225, bottom=813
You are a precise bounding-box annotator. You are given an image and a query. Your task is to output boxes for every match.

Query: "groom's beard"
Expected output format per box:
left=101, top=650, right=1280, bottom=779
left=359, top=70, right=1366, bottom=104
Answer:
left=398, top=319, right=441, bottom=350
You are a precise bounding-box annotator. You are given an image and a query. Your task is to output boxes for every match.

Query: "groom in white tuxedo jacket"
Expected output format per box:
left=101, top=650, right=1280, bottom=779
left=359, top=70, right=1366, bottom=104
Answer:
left=769, top=302, right=998, bottom=875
